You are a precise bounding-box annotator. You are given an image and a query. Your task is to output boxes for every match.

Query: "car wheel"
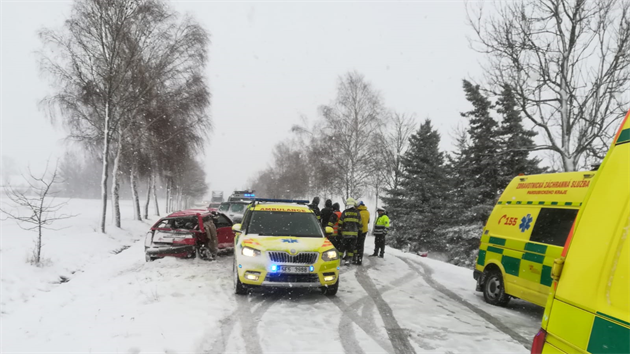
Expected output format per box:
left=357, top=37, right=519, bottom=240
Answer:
left=321, top=278, right=339, bottom=297
left=483, top=270, right=510, bottom=306
left=234, top=262, right=247, bottom=295
left=145, top=253, right=155, bottom=262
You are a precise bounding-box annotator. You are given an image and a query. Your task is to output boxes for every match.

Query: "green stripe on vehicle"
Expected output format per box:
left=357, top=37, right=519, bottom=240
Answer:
left=502, top=256, right=520, bottom=276
left=587, top=316, right=630, bottom=354
left=538, top=201, right=545, bottom=205
left=551, top=201, right=558, bottom=205
left=616, top=128, right=630, bottom=145
left=489, top=236, right=506, bottom=246
left=487, top=246, right=504, bottom=254
left=541, top=265, right=553, bottom=286
left=596, top=312, right=630, bottom=327
left=522, top=252, right=545, bottom=264
left=527, top=201, right=533, bottom=205
left=525, top=242, right=547, bottom=254
left=477, top=250, right=486, bottom=266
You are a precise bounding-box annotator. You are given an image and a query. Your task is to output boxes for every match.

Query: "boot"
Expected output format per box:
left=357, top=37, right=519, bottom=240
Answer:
left=344, top=259, right=351, bottom=266
left=351, top=254, right=358, bottom=265
left=378, top=253, right=384, bottom=258
left=357, top=256, right=363, bottom=265
left=369, top=252, right=378, bottom=257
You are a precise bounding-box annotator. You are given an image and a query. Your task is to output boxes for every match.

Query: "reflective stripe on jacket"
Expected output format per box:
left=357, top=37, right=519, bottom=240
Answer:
left=328, top=211, right=342, bottom=236
left=373, top=214, right=390, bottom=236
left=357, top=205, right=370, bottom=233
left=338, top=207, right=362, bottom=238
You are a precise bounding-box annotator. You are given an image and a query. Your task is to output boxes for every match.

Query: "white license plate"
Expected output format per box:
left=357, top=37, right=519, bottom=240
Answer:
left=278, top=266, right=309, bottom=273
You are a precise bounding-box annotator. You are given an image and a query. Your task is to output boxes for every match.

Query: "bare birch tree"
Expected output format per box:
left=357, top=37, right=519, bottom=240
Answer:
left=468, top=0, right=630, bottom=171
left=40, top=0, right=211, bottom=230
left=0, top=163, right=75, bottom=265
left=320, top=71, right=384, bottom=199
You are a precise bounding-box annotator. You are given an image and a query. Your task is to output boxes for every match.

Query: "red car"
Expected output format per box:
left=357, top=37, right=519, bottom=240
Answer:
left=144, top=209, right=235, bottom=262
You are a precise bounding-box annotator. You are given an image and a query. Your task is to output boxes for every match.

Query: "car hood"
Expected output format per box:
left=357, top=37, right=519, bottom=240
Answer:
left=241, top=235, right=332, bottom=252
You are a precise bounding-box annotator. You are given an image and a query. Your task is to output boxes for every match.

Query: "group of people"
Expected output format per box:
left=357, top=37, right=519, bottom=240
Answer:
left=308, top=197, right=390, bottom=266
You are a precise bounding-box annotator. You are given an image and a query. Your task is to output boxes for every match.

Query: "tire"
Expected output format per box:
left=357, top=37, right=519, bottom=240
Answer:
left=321, top=278, right=339, bottom=296
left=145, top=253, right=155, bottom=262
left=483, top=270, right=510, bottom=306
left=234, top=262, right=247, bottom=295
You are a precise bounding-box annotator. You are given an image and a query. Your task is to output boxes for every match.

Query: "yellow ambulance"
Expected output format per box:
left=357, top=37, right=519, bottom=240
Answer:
left=531, top=112, right=630, bottom=354
left=474, top=171, right=595, bottom=307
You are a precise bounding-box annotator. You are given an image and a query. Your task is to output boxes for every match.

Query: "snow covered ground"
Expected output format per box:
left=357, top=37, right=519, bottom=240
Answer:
left=1, top=198, right=543, bottom=353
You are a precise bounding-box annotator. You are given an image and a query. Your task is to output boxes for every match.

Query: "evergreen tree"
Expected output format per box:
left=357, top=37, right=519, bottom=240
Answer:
left=384, top=119, right=449, bottom=252
left=454, top=80, right=502, bottom=223
left=495, top=84, right=544, bottom=187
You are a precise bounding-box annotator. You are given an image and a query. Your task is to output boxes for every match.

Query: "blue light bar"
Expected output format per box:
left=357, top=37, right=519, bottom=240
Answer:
left=254, top=198, right=310, bottom=204
left=244, top=193, right=255, bottom=197
left=271, top=265, right=278, bottom=272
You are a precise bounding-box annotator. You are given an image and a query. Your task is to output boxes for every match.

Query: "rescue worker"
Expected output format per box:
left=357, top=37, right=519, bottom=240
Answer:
left=320, top=199, right=334, bottom=229
left=370, top=207, right=390, bottom=258
left=338, top=198, right=362, bottom=266
left=308, top=197, right=321, bottom=223
left=203, top=216, right=219, bottom=260
left=355, top=201, right=370, bottom=265
left=327, top=203, right=342, bottom=249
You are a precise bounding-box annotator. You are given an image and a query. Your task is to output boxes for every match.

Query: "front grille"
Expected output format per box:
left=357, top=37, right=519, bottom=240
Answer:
left=267, top=251, right=319, bottom=264
left=265, top=273, right=320, bottom=283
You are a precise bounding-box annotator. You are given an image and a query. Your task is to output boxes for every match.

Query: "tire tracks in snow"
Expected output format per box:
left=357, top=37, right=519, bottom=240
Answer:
left=203, top=294, right=283, bottom=354
left=353, top=259, right=418, bottom=354
left=330, top=257, right=418, bottom=354
left=397, top=256, right=532, bottom=349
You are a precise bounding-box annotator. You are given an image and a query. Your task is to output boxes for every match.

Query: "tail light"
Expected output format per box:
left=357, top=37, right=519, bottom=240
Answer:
left=531, top=328, right=547, bottom=354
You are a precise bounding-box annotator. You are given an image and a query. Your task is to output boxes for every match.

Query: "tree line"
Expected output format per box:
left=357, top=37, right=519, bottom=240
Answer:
left=250, top=0, right=630, bottom=264
left=38, top=0, right=212, bottom=232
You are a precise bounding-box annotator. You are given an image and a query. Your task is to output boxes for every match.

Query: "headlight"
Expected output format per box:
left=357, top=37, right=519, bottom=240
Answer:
left=241, top=246, right=261, bottom=257
left=322, top=249, right=338, bottom=261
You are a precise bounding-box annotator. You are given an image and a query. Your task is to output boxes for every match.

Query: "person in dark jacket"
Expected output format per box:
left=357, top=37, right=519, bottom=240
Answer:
left=308, top=197, right=321, bottom=222
left=338, top=198, right=362, bottom=266
left=320, top=199, right=333, bottom=229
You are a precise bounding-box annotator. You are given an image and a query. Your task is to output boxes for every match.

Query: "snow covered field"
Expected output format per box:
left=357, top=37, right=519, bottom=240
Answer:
left=1, top=198, right=543, bottom=353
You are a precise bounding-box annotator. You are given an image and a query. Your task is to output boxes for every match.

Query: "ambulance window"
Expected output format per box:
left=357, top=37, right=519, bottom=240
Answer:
left=529, top=208, right=578, bottom=247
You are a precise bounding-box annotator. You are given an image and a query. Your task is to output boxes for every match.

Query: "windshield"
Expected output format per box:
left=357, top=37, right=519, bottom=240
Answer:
left=230, top=203, right=246, bottom=213
left=247, top=211, right=322, bottom=237
left=218, top=203, right=230, bottom=212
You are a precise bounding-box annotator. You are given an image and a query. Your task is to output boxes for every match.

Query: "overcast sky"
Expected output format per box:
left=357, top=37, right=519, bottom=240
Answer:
left=1, top=0, right=485, bottom=196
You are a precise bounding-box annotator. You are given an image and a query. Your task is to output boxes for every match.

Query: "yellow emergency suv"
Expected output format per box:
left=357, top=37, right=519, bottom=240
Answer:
left=474, top=171, right=595, bottom=307
left=531, top=111, right=630, bottom=354
left=232, top=199, right=340, bottom=296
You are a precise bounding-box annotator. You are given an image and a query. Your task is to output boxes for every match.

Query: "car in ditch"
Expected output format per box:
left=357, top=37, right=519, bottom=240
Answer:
left=144, top=209, right=235, bottom=261
left=232, top=199, right=340, bottom=296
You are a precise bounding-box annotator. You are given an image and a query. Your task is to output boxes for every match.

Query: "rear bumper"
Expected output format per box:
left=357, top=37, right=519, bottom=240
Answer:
left=146, top=244, right=195, bottom=256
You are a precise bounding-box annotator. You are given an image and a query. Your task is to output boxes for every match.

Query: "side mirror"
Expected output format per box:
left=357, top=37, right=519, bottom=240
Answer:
left=325, top=226, right=334, bottom=235
left=232, top=224, right=242, bottom=232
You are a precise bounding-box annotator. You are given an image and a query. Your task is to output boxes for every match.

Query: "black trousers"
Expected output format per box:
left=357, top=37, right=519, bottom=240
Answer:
left=340, top=236, right=357, bottom=257
left=356, top=232, right=367, bottom=259
left=374, top=234, right=386, bottom=256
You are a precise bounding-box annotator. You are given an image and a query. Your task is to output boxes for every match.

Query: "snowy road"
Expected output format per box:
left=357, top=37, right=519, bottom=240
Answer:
left=2, top=235, right=543, bottom=353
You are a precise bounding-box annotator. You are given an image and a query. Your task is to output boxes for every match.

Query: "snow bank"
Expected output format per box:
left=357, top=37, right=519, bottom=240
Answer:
left=1, top=198, right=158, bottom=316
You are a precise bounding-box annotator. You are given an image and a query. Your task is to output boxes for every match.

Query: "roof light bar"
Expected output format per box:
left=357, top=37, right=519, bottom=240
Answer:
left=254, top=198, right=310, bottom=204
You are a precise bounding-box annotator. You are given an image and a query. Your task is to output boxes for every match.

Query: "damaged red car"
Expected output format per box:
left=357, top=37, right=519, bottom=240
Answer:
left=144, top=209, right=235, bottom=262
